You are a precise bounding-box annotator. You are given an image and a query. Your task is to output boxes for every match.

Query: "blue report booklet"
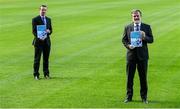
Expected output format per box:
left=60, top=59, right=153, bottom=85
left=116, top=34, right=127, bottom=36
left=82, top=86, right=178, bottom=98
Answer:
left=37, top=25, right=47, bottom=40
left=130, top=31, right=142, bottom=47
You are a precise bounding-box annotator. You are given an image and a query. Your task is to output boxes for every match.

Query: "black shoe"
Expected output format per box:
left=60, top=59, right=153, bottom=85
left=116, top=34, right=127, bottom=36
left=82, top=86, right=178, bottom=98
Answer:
left=142, top=99, right=148, bottom=104
left=44, top=75, right=50, bottom=79
left=34, top=76, right=40, bottom=80
left=124, top=98, right=132, bottom=103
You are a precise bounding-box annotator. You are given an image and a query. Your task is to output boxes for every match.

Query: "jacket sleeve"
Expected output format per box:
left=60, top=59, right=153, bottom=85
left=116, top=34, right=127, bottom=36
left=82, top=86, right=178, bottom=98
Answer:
left=122, top=26, right=130, bottom=50
left=144, top=25, right=154, bottom=43
left=32, top=18, right=37, bottom=37
left=48, top=18, right=52, bottom=35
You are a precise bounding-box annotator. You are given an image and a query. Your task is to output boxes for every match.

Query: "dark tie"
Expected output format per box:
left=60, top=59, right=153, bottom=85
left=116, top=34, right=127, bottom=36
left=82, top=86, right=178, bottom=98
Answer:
left=42, top=16, right=46, bottom=25
left=135, top=24, right=139, bottom=31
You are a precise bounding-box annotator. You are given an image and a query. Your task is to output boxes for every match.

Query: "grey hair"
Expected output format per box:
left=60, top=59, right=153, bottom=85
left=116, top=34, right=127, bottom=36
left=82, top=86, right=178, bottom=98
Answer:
left=131, top=9, right=142, bottom=16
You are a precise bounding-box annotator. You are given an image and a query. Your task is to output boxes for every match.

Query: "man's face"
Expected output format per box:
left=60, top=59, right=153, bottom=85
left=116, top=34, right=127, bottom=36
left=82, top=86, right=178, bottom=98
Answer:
left=132, top=12, right=141, bottom=24
left=39, top=7, right=47, bottom=16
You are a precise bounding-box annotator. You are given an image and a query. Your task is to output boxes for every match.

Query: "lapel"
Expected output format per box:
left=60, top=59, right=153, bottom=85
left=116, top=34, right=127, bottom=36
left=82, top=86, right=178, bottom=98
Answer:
left=45, top=16, right=48, bottom=25
left=127, top=23, right=134, bottom=40
left=130, top=23, right=134, bottom=32
left=37, top=15, right=44, bottom=24
left=38, top=15, right=48, bottom=25
left=140, top=23, right=145, bottom=31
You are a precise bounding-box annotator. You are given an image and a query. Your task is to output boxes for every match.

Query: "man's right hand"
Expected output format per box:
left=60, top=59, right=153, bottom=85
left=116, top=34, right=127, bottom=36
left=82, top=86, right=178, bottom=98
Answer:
left=129, top=45, right=135, bottom=49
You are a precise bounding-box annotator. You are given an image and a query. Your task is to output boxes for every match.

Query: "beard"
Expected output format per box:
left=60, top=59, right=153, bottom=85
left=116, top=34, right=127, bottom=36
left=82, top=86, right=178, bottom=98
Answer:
left=134, top=18, right=140, bottom=23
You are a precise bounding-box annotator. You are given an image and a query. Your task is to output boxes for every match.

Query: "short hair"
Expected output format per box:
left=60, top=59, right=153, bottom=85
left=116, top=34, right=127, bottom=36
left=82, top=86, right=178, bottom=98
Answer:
left=131, top=9, right=142, bottom=16
left=40, top=5, right=47, bottom=8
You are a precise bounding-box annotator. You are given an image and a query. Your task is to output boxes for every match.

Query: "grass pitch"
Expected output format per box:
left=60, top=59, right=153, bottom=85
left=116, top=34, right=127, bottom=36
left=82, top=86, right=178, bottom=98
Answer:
left=0, top=0, right=180, bottom=108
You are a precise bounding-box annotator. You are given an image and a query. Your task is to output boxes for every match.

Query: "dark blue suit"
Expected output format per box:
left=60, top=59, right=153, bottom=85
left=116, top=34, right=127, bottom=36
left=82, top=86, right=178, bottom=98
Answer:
left=122, top=23, right=153, bottom=100
left=32, top=15, right=52, bottom=77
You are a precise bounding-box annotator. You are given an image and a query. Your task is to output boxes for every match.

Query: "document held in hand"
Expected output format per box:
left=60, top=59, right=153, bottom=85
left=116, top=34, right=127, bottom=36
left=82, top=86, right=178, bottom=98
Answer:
left=130, top=31, right=142, bottom=47
left=37, top=25, right=47, bottom=40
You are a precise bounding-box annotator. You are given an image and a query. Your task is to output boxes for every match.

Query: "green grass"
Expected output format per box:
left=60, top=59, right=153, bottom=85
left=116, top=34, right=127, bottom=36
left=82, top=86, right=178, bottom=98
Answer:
left=0, top=0, right=180, bottom=108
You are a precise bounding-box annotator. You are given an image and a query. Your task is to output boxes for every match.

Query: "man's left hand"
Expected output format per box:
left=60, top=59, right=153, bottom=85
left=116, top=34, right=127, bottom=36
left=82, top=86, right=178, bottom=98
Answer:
left=46, top=29, right=50, bottom=33
left=141, top=31, right=146, bottom=40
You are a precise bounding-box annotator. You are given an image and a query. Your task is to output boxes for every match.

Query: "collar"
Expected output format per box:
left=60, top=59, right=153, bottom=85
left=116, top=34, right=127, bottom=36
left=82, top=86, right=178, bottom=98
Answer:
left=40, top=15, right=46, bottom=18
left=134, top=22, right=141, bottom=26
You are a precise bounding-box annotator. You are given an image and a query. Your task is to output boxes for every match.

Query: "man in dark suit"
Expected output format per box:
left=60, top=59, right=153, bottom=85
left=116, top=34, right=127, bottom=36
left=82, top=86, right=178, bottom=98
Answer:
left=32, top=5, right=52, bottom=80
left=122, top=9, right=154, bottom=103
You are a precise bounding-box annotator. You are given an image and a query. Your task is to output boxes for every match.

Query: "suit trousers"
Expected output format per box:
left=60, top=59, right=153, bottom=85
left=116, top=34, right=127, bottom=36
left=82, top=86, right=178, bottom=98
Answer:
left=33, top=41, right=50, bottom=77
left=126, top=59, right=148, bottom=100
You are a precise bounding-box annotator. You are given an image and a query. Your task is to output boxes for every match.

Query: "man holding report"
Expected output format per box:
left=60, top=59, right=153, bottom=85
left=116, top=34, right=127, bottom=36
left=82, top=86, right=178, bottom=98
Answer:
left=122, top=9, right=154, bottom=103
left=32, top=5, right=52, bottom=80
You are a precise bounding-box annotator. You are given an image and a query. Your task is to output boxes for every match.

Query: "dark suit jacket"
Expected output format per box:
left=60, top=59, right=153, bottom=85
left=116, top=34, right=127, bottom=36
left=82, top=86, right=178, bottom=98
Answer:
left=32, top=15, right=52, bottom=46
left=122, top=23, right=154, bottom=61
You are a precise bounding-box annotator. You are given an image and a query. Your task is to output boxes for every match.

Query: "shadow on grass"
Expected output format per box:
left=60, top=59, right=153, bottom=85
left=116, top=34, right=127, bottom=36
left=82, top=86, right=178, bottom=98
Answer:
left=123, top=99, right=179, bottom=105
left=48, top=76, right=90, bottom=80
